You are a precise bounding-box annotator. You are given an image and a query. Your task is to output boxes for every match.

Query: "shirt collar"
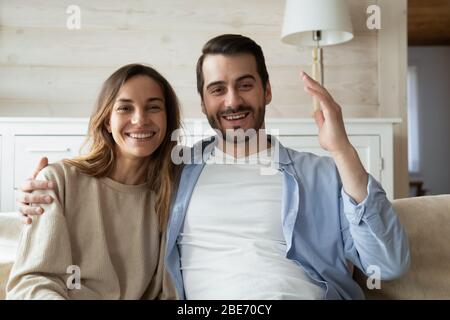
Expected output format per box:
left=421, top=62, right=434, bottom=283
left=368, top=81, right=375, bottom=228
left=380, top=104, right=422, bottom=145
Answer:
left=191, top=133, right=294, bottom=166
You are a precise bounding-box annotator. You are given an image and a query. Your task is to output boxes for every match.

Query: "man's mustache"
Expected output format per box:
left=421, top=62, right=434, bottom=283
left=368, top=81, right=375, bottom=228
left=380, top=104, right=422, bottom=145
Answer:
left=218, top=106, right=253, bottom=116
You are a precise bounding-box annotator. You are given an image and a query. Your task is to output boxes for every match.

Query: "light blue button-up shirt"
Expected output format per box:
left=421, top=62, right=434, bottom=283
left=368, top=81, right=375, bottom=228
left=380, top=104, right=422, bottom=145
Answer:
left=165, top=136, right=410, bottom=299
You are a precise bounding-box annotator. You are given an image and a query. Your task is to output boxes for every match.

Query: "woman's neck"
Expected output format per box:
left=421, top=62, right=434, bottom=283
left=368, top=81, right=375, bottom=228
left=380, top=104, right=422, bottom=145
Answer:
left=108, top=156, right=150, bottom=185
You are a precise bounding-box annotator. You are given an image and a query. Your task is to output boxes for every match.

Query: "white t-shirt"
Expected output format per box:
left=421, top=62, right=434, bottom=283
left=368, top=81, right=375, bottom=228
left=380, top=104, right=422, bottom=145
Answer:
left=178, top=147, right=324, bottom=299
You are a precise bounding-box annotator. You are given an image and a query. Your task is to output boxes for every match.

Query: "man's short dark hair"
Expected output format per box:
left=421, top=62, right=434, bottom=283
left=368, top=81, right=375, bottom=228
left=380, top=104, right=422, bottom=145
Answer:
left=196, top=34, right=269, bottom=99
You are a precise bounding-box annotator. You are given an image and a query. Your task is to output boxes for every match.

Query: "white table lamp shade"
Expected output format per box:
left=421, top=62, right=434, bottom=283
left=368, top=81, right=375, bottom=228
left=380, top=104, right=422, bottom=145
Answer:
left=281, top=0, right=354, bottom=46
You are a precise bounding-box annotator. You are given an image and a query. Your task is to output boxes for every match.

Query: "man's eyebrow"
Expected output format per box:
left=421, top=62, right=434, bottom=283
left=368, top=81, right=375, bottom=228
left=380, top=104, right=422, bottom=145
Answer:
left=206, top=81, right=226, bottom=91
left=205, top=74, right=256, bottom=91
left=236, top=74, right=256, bottom=82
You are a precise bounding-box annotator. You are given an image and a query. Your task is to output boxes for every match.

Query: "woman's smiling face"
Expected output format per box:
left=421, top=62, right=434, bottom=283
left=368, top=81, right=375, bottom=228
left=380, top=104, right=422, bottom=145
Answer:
left=107, top=75, right=167, bottom=161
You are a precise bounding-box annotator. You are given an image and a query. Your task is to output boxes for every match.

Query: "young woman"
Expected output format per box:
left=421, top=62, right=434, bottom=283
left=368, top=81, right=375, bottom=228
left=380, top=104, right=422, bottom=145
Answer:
left=7, top=64, right=180, bottom=299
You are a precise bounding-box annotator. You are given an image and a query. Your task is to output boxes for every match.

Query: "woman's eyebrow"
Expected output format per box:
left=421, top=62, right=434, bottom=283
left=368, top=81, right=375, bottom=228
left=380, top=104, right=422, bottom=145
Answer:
left=115, top=98, right=164, bottom=103
left=115, top=98, right=133, bottom=103
left=147, top=97, right=165, bottom=103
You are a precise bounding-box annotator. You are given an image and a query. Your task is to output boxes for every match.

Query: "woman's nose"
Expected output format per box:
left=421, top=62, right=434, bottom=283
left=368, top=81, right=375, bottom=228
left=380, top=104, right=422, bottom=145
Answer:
left=131, top=111, right=148, bottom=126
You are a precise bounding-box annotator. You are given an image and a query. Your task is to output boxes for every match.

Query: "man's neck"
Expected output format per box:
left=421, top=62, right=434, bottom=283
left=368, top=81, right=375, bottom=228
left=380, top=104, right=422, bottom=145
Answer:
left=217, top=130, right=271, bottom=159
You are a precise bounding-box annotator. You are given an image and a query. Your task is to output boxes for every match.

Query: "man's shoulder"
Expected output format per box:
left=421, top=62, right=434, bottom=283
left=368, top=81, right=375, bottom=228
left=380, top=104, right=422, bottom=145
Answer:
left=283, top=146, right=341, bottom=181
left=177, top=136, right=216, bottom=166
left=284, top=147, right=335, bottom=169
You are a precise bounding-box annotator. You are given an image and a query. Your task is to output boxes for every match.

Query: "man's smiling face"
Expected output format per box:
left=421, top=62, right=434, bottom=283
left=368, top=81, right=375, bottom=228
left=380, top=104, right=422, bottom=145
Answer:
left=200, top=53, right=272, bottom=143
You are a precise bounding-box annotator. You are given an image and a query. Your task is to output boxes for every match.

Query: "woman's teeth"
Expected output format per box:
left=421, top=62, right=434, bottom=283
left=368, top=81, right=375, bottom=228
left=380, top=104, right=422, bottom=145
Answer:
left=126, top=133, right=155, bottom=139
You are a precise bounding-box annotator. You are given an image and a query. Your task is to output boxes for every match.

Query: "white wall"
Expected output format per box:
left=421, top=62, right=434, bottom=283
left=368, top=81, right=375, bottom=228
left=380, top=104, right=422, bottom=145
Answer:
left=408, top=47, right=450, bottom=195
left=0, top=0, right=378, bottom=118
left=0, top=0, right=409, bottom=197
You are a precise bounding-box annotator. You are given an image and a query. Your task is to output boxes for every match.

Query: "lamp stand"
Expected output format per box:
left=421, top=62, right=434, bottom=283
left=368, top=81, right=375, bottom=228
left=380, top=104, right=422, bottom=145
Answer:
left=312, top=31, right=323, bottom=112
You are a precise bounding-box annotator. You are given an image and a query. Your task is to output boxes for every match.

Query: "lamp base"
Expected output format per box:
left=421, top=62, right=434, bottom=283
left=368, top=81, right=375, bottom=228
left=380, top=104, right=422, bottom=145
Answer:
left=311, top=47, right=323, bottom=112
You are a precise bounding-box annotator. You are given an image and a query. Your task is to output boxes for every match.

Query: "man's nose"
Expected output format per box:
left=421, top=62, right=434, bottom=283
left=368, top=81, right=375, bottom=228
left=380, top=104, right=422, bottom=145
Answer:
left=225, top=88, right=243, bottom=108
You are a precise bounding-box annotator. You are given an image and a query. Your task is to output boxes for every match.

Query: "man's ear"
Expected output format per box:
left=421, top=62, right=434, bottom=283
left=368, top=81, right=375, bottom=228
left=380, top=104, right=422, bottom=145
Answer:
left=265, top=81, right=272, bottom=105
left=201, top=99, right=206, bottom=115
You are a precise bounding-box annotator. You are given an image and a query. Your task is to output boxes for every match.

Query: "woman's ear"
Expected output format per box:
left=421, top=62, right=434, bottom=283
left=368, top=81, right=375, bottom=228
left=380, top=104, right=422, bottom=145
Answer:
left=105, top=119, right=112, bottom=133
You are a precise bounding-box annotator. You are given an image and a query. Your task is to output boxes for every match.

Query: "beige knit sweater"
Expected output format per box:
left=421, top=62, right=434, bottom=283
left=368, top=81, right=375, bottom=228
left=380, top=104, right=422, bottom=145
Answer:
left=6, top=162, right=176, bottom=300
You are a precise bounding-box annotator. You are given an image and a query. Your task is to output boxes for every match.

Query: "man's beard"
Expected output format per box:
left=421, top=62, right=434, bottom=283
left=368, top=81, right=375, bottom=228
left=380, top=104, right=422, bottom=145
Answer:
left=205, top=104, right=266, bottom=144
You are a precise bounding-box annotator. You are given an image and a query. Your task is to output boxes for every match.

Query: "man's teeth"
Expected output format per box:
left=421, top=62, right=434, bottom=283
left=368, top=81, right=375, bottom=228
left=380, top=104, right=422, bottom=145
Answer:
left=127, top=133, right=155, bottom=139
left=224, top=113, right=247, bottom=120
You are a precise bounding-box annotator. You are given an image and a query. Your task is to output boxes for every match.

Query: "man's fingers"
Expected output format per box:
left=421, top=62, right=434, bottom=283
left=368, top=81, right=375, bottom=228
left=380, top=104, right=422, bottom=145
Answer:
left=17, top=192, right=53, bottom=204
left=29, top=157, right=49, bottom=180
left=301, top=71, right=324, bottom=90
left=304, top=86, right=331, bottom=108
left=16, top=157, right=52, bottom=225
left=21, top=214, right=32, bottom=225
left=304, top=85, right=342, bottom=116
left=301, top=71, right=333, bottom=100
left=20, top=205, right=44, bottom=216
left=313, top=109, right=325, bottom=128
left=20, top=179, right=55, bottom=192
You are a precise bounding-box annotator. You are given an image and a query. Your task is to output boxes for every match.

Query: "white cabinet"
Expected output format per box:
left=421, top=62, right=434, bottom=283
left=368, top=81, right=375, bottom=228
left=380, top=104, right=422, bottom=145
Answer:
left=14, top=135, right=86, bottom=189
left=277, top=135, right=381, bottom=182
left=0, top=118, right=88, bottom=211
left=0, top=117, right=399, bottom=212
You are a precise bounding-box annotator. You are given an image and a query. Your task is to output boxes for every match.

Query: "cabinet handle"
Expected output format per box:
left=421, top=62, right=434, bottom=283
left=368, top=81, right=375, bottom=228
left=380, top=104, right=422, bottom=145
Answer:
left=26, top=148, right=71, bottom=153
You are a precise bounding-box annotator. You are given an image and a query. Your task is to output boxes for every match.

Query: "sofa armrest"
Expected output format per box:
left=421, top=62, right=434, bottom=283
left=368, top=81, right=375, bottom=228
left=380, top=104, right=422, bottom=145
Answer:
left=0, top=212, right=22, bottom=300
left=354, top=195, right=450, bottom=299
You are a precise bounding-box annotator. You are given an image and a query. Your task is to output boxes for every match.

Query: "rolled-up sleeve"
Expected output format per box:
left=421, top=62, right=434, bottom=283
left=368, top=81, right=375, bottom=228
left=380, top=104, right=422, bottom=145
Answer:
left=341, top=174, right=411, bottom=280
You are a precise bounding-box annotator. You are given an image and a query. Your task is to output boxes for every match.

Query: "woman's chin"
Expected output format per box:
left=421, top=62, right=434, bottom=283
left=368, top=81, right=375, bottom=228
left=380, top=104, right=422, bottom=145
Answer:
left=121, top=147, right=158, bottom=160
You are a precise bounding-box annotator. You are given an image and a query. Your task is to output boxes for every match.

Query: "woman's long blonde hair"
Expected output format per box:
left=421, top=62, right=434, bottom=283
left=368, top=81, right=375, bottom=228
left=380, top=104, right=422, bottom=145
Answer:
left=64, top=64, right=181, bottom=230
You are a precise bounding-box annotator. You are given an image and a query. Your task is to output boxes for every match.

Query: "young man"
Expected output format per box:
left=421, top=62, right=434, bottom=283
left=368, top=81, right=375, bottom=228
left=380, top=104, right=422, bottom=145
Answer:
left=18, top=34, right=410, bottom=300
